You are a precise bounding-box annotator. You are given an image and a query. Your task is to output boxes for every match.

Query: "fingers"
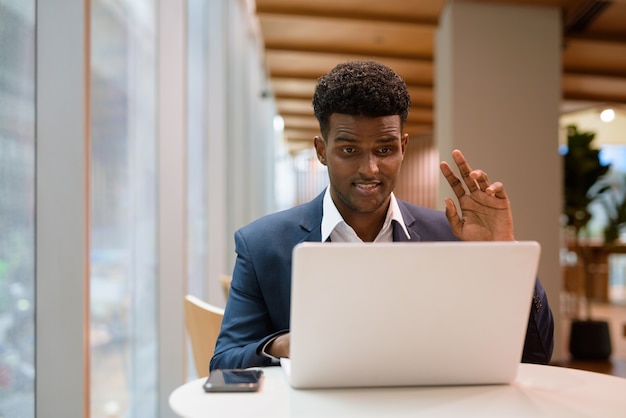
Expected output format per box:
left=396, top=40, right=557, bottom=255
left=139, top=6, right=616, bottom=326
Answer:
left=442, top=149, right=509, bottom=200
left=470, top=169, right=490, bottom=192
left=451, top=150, right=480, bottom=193
left=440, top=161, right=466, bottom=199
left=485, top=181, right=508, bottom=199
left=441, top=150, right=488, bottom=197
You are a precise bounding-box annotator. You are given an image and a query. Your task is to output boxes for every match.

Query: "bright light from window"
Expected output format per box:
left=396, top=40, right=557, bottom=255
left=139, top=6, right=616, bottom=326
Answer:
left=600, top=108, right=615, bottom=123
left=274, top=115, right=284, bottom=132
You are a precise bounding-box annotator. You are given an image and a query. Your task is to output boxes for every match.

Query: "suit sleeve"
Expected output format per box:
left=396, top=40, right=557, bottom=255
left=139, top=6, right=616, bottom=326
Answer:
left=521, top=277, right=554, bottom=364
left=209, top=230, right=279, bottom=371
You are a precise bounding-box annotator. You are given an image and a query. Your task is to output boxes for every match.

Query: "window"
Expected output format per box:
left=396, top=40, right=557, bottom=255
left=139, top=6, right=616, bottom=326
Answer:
left=0, top=1, right=36, bottom=416
left=90, top=1, right=157, bottom=416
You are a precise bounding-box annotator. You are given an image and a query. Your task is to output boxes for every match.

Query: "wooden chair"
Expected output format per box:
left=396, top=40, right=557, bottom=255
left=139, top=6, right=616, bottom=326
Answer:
left=220, top=274, right=232, bottom=299
left=184, top=295, right=225, bottom=378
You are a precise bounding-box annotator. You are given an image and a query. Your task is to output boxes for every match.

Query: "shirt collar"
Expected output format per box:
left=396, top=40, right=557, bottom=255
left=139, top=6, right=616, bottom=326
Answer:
left=321, top=187, right=411, bottom=242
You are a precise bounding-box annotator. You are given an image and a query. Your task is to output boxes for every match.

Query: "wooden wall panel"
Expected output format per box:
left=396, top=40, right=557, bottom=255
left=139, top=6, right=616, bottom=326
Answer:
left=395, top=136, right=439, bottom=209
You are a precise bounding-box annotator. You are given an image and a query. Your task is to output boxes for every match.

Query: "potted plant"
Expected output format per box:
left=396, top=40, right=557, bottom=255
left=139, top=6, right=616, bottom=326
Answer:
left=589, top=172, right=626, bottom=244
left=562, top=124, right=612, bottom=360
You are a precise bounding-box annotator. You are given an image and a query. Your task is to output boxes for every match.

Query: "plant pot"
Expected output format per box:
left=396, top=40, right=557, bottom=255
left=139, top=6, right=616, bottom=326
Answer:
left=569, top=319, right=612, bottom=360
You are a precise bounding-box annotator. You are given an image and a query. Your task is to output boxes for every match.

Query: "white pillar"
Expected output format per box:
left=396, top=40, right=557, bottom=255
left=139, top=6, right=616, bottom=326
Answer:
left=158, top=0, right=187, bottom=415
left=37, top=1, right=89, bottom=416
left=436, top=0, right=564, bottom=360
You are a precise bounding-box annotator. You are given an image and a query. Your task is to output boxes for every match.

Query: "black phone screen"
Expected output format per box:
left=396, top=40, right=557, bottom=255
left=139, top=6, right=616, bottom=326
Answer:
left=203, top=369, right=263, bottom=392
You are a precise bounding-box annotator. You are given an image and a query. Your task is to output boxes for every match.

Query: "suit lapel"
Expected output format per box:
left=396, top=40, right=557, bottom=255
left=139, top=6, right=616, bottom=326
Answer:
left=394, top=200, right=422, bottom=242
left=298, top=190, right=324, bottom=242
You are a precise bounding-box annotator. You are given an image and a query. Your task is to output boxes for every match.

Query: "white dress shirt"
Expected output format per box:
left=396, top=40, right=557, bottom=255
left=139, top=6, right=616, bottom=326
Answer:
left=321, top=186, right=411, bottom=243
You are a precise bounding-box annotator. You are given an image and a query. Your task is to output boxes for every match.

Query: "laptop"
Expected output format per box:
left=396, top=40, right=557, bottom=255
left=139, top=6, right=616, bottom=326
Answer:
left=282, top=241, right=541, bottom=389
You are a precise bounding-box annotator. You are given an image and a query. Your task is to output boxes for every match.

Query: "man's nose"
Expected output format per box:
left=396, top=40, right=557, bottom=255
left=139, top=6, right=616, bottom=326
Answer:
left=359, top=153, right=379, bottom=176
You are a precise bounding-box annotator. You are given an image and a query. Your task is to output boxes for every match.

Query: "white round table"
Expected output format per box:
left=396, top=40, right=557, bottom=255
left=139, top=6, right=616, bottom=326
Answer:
left=169, top=364, right=626, bottom=417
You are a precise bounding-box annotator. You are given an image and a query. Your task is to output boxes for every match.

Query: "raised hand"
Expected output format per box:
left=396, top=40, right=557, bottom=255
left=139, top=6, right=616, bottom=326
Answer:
left=439, top=149, right=515, bottom=241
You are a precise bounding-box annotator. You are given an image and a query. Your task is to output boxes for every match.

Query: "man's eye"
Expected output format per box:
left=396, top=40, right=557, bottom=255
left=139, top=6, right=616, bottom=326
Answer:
left=378, top=147, right=392, bottom=154
left=342, top=147, right=356, bottom=154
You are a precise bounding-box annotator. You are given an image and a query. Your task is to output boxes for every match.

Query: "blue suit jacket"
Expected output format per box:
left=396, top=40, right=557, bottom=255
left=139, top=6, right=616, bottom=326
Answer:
left=210, top=191, right=554, bottom=371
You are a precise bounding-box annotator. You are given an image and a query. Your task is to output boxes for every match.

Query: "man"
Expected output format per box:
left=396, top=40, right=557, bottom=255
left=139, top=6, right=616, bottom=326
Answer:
left=210, top=60, right=554, bottom=371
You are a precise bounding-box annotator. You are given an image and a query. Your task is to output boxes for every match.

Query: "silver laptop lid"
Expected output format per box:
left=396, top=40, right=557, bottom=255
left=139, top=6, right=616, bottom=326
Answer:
left=288, top=241, right=541, bottom=389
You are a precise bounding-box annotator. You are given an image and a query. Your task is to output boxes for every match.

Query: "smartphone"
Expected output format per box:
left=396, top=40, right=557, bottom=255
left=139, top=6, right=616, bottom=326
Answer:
left=203, top=369, right=264, bottom=392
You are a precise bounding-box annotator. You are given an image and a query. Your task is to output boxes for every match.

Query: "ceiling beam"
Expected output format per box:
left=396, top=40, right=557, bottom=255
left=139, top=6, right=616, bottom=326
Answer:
left=563, top=73, right=626, bottom=102
left=258, top=13, right=435, bottom=60
left=265, top=50, right=434, bottom=86
left=255, top=0, right=445, bottom=24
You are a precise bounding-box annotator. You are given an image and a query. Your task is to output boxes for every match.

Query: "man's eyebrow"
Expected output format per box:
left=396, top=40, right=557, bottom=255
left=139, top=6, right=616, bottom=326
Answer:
left=370, top=136, right=400, bottom=145
left=333, top=136, right=358, bottom=143
left=333, top=135, right=399, bottom=144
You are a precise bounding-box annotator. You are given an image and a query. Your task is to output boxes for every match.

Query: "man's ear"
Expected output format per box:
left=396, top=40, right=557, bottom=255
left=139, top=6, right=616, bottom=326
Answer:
left=314, top=136, right=327, bottom=165
left=401, top=133, right=409, bottom=156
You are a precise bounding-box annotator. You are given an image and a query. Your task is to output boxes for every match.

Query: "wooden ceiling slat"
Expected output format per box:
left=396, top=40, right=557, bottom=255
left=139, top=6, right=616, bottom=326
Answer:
left=276, top=98, right=314, bottom=116
left=270, top=78, right=317, bottom=98
left=282, top=115, right=320, bottom=130
left=259, top=14, right=435, bottom=59
left=563, top=38, right=626, bottom=77
left=563, top=74, right=626, bottom=102
left=255, top=0, right=445, bottom=23
left=282, top=129, right=319, bottom=142
left=265, top=50, right=434, bottom=86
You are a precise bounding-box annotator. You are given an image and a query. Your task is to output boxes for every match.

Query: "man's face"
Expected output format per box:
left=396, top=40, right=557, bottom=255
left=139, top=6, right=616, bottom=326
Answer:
left=314, top=113, right=408, bottom=225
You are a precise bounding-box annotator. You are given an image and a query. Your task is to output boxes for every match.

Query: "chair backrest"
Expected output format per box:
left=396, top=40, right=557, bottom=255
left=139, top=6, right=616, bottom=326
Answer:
left=220, top=274, right=232, bottom=299
left=184, top=295, right=225, bottom=378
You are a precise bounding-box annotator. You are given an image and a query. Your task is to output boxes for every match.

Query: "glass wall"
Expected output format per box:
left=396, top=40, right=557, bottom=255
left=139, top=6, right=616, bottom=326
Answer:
left=1, top=0, right=278, bottom=414
left=0, top=1, right=36, bottom=416
left=185, top=0, right=283, bottom=313
left=187, top=0, right=208, bottom=300
left=90, top=0, right=157, bottom=416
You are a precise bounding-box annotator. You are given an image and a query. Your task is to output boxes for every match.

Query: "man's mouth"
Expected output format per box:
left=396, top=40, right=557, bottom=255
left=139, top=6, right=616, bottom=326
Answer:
left=354, top=182, right=380, bottom=191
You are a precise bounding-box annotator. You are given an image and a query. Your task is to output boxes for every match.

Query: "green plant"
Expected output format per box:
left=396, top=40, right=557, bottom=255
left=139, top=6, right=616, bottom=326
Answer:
left=562, top=124, right=610, bottom=321
left=588, top=173, right=626, bottom=243
left=562, top=126, right=618, bottom=360
left=563, top=125, right=610, bottom=232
